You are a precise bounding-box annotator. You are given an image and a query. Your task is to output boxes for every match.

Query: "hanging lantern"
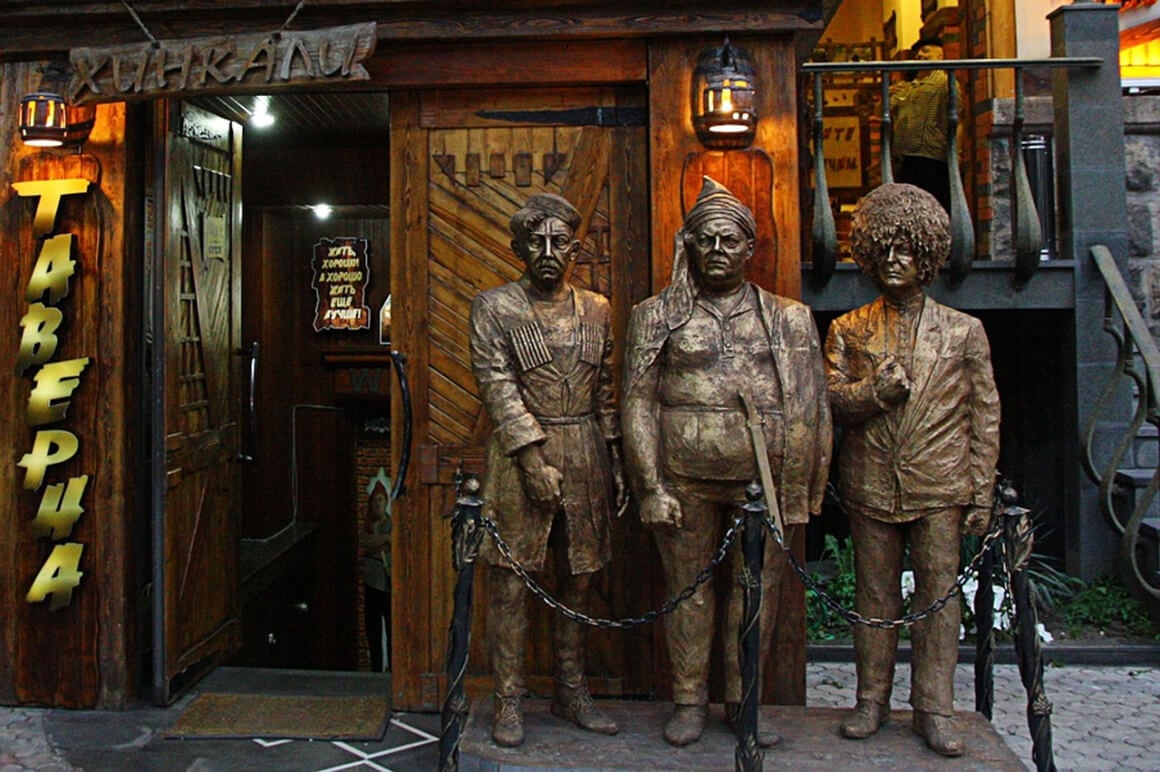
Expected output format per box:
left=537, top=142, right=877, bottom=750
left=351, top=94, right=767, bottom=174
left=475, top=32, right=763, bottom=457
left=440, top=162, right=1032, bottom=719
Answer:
left=692, top=38, right=757, bottom=150
left=20, top=91, right=69, bottom=147
left=19, top=63, right=95, bottom=149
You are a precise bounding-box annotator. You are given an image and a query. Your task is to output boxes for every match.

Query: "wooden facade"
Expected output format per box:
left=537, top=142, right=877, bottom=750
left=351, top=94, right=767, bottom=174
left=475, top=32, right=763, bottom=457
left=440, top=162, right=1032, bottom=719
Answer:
left=0, top=2, right=832, bottom=710
left=8, top=0, right=1116, bottom=717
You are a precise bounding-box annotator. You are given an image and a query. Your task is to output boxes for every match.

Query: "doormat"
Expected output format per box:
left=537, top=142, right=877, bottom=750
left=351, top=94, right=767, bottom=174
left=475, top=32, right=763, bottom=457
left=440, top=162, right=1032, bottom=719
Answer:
left=165, top=693, right=391, bottom=741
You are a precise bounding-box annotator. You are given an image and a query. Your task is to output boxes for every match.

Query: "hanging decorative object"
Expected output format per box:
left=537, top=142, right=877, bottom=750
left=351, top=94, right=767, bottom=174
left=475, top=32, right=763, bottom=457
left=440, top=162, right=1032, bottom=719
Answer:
left=19, top=63, right=95, bottom=149
left=692, top=38, right=758, bottom=150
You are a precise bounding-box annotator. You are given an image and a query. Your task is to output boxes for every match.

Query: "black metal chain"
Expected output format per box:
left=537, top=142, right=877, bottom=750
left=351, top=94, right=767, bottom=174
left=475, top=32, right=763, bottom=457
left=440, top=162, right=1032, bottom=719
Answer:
left=478, top=483, right=1004, bottom=632
left=764, top=510, right=1005, bottom=630
left=482, top=513, right=742, bottom=629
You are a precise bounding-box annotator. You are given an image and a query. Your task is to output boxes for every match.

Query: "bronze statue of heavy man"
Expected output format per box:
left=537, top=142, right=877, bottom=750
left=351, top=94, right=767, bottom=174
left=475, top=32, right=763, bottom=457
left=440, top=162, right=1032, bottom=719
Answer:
left=469, top=193, right=624, bottom=748
left=623, top=177, right=832, bottom=747
left=824, top=183, right=1000, bottom=757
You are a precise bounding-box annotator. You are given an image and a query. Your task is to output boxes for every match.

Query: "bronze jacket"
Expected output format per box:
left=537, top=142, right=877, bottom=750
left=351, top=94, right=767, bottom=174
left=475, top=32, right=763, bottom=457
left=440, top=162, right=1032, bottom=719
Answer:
left=824, top=296, right=1000, bottom=520
left=623, top=284, right=832, bottom=524
left=469, top=280, right=618, bottom=574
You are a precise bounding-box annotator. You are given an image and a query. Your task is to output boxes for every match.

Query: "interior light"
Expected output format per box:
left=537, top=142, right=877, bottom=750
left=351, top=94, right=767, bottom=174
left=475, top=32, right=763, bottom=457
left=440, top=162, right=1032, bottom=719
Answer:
left=250, top=96, right=275, bottom=128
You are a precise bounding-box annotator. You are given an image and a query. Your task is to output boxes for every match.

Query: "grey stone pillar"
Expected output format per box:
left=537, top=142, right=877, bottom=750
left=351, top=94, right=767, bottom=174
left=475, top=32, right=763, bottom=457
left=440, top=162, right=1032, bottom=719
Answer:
left=1051, top=1, right=1128, bottom=579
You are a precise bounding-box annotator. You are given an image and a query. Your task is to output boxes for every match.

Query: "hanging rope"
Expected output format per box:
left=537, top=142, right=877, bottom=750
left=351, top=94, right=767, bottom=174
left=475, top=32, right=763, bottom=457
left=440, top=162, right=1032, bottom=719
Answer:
left=119, top=1, right=159, bottom=47
left=281, top=1, right=308, bottom=34
left=119, top=1, right=308, bottom=46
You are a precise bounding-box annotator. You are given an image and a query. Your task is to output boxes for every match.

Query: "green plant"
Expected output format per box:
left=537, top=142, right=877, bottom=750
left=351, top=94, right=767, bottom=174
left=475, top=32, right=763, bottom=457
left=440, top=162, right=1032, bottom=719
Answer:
left=1062, top=574, right=1156, bottom=637
left=806, top=534, right=857, bottom=642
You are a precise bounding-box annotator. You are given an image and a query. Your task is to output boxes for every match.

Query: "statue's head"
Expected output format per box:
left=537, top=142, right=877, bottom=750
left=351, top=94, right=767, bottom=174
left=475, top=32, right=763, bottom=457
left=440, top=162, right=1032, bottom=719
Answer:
left=510, top=193, right=582, bottom=291
left=681, top=177, right=757, bottom=293
left=850, top=183, right=950, bottom=290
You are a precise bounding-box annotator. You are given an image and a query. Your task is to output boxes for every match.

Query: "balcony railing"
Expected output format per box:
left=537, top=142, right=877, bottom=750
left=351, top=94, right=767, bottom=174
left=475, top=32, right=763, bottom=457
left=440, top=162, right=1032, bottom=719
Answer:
left=801, top=56, right=1101, bottom=291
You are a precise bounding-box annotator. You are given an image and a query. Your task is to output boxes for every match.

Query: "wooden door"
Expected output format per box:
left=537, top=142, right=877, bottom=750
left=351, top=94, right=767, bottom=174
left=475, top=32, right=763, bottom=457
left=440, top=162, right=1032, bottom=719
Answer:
left=390, top=88, right=652, bottom=710
left=152, top=103, right=243, bottom=703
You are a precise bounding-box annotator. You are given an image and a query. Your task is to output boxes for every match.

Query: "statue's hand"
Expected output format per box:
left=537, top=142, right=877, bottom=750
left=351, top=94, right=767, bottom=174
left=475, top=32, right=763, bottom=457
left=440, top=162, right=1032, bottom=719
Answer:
left=640, top=489, right=682, bottom=529
left=962, top=505, right=992, bottom=537
left=613, top=464, right=629, bottom=519
left=872, top=355, right=911, bottom=406
left=517, top=444, right=564, bottom=508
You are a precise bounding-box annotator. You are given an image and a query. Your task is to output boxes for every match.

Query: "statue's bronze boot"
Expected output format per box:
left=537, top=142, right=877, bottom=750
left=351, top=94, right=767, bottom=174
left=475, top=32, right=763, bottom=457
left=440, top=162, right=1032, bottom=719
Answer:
left=724, top=702, right=782, bottom=748
left=840, top=699, right=889, bottom=739
left=491, top=694, right=525, bottom=748
left=663, top=703, right=708, bottom=746
left=551, top=682, right=619, bottom=735
left=913, top=711, right=965, bottom=757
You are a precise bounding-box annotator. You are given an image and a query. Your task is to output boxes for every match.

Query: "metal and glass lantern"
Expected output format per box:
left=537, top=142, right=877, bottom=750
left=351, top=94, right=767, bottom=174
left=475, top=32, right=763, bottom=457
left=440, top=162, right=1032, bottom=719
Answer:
left=692, top=38, right=758, bottom=149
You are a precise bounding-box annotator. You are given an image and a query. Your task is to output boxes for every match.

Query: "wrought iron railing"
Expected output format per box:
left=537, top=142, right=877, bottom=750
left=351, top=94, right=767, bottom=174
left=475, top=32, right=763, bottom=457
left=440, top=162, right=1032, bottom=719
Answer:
left=801, top=56, right=1101, bottom=290
left=1083, top=244, right=1160, bottom=605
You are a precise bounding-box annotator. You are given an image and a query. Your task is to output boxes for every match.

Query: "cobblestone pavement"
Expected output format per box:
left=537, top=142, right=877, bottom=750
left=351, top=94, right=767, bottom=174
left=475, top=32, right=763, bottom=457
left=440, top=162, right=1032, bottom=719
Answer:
left=1, top=662, right=1157, bottom=771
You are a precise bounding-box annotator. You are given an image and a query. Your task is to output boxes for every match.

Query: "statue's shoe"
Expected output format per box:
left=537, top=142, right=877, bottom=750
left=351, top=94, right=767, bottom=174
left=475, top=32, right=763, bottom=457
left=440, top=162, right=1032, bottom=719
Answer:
left=491, top=694, right=525, bottom=748
left=663, top=703, right=708, bottom=746
left=840, top=699, right=889, bottom=739
left=551, top=685, right=619, bottom=735
left=913, top=711, right=965, bottom=757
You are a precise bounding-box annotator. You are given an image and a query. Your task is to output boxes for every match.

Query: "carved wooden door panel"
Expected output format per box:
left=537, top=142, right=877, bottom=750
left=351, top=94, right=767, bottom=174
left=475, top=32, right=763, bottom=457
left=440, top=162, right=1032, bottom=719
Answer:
left=390, top=89, right=653, bottom=710
left=152, top=104, right=242, bottom=703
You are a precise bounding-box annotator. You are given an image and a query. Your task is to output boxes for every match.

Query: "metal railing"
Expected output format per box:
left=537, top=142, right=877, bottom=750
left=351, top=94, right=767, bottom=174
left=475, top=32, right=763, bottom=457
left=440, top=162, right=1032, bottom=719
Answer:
left=1083, top=244, right=1160, bottom=605
left=801, top=56, right=1101, bottom=290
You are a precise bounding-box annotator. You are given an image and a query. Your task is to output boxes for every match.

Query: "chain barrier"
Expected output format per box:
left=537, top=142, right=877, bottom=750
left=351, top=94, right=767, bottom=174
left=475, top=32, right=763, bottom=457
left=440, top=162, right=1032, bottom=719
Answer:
left=479, top=483, right=1004, bottom=632
left=764, top=485, right=1006, bottom=630
left=482, top=513, right=742, bottom=629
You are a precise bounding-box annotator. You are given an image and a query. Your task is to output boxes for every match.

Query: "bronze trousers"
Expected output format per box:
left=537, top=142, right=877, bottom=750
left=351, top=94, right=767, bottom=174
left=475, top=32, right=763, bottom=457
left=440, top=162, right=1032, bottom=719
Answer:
left=488, top=518, right=596, bottom=697
left=652, top=477, right=788, bottom=706
left=848, top=506, right=962, bottom=716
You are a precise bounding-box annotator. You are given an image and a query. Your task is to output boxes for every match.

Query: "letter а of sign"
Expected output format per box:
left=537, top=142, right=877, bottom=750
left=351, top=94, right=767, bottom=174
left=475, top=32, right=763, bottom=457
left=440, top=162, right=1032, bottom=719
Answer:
left=26, top=543, right=84, bottom=611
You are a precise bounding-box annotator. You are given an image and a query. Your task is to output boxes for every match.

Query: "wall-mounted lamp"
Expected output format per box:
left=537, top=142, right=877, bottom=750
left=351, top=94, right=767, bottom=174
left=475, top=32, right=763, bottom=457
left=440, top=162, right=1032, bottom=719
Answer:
left=692, top=38, right=757, bottom=150
left=19, top=63, right=95, bottom=149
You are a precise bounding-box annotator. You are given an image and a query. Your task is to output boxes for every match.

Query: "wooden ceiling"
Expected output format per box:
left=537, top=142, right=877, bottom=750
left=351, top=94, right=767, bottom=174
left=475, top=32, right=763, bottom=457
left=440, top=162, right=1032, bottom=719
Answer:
left=189, top=91, right=391, bottom=142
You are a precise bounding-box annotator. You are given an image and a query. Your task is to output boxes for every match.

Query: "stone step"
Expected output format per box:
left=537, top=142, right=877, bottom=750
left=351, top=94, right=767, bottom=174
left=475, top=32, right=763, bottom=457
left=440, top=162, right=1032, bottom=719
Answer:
left=459, top=698, right=1024, bottom=771
left=1113, top=469, right=1160, bottom=538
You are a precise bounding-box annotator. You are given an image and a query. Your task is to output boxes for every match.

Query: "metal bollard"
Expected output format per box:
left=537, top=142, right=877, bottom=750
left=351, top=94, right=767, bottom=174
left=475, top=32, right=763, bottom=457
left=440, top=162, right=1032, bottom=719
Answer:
left=735, top=482, right=766, bottom=772
left=999, top=482, right=1056, bottom=772
left=974, top=526, right=996, bottom=720
left=439, top=474, right=484, bottom=772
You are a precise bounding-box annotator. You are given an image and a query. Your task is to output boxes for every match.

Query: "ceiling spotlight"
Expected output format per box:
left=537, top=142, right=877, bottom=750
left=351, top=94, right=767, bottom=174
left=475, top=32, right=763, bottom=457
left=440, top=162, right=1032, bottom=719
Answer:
left=250, top=96, right=275, bottom=128
left=312, top=204, right=333, bottom=220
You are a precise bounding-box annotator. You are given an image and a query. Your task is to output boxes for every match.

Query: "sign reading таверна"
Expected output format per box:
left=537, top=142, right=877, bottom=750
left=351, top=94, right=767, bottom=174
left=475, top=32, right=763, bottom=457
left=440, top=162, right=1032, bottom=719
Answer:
left=311, top=237, right=372, bottom=332
left=13, top=178, right=94, bottom=610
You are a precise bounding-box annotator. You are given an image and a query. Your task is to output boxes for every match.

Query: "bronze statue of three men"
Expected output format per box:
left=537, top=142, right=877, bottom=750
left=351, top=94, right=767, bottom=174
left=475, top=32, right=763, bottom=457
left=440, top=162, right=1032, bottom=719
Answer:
left=468, top=179, right=1000, bottom=757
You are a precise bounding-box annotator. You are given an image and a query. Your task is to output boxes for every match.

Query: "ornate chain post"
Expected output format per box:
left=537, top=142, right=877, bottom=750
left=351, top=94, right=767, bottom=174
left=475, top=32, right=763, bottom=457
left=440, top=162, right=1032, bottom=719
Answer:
left=999, top=482, right=1056, bottom=772
left=735, top=482, right=765, bottom=772
left=974, top=493, right=998, bottom=720
left=439, top=473, right=484, bottom=772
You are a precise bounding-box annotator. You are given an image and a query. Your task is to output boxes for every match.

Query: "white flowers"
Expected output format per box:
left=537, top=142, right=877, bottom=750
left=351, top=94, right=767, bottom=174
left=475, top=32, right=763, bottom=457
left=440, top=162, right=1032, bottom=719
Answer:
left=899, top=570, right=1053, bottom=644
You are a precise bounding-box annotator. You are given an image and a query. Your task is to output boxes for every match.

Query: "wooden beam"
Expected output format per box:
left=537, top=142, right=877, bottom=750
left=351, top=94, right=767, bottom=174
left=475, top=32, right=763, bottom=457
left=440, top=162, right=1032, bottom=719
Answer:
left=0, top=2, right=824, bottom=61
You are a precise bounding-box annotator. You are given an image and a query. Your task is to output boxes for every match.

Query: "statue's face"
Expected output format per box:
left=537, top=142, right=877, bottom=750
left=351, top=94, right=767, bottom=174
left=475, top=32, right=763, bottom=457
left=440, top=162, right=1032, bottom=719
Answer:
left=877, top=243, right=920, bottom=293
left=518, top=215, right=578, bottom=290
left=686, top=217, right=754, bottom=292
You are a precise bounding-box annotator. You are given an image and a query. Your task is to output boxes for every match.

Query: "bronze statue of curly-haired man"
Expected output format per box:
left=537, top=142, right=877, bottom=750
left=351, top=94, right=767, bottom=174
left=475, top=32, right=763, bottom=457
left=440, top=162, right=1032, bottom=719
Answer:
left=823, top=183, right=1000, bottom=757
